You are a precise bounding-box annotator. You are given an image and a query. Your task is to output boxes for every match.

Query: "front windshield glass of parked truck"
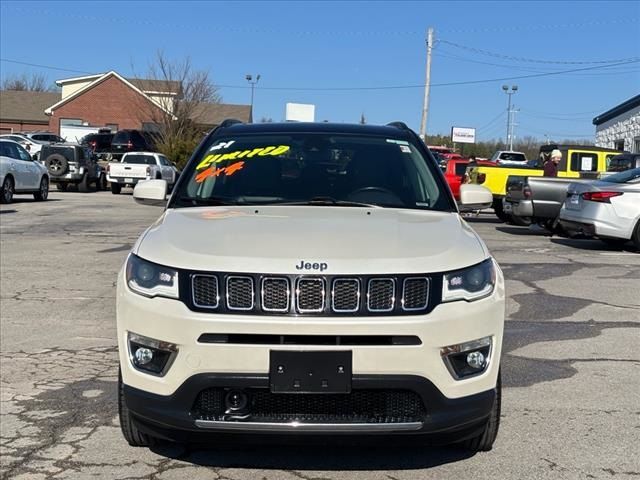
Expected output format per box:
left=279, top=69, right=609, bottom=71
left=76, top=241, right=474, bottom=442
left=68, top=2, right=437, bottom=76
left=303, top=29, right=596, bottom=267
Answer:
left=173, top=133, right=453, bottom=211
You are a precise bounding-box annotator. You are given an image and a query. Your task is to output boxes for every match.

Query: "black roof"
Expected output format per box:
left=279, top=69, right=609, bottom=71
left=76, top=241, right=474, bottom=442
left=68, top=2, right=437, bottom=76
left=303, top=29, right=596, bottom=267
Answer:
left=217, top=121, right=414, bottom=139
left=540, top=144, right=620, bottom=153
left=592, top=94, right=640, bottom=126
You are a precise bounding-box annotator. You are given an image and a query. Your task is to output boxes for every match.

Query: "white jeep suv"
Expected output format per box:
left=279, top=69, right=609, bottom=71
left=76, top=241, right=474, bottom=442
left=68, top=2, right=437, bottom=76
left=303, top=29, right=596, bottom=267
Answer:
left=117, top=120, right=505, bottom=452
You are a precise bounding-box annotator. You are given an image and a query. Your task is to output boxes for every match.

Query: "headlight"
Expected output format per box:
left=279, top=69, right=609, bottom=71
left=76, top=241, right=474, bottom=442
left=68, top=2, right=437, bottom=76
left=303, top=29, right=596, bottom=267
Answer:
left=442, top=258, right=496, bottom=302
left=125, top=254, right=179, bottom=299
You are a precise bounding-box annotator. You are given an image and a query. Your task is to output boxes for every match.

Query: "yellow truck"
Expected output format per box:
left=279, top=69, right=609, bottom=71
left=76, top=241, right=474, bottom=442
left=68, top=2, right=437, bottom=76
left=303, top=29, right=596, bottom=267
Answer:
left=469, top=144, right=621, bottom=221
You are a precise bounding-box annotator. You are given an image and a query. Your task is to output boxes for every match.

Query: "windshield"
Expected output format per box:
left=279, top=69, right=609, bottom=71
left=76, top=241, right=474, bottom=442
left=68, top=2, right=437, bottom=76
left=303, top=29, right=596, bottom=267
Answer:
left=601, top=167, right=640, bottom=184
left=171, top=133, right=454, bottom=211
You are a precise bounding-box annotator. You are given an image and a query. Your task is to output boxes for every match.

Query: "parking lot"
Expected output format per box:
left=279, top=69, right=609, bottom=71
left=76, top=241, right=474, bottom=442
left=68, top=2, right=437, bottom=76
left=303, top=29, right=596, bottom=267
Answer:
left=1, top=191, right=639, bottom=480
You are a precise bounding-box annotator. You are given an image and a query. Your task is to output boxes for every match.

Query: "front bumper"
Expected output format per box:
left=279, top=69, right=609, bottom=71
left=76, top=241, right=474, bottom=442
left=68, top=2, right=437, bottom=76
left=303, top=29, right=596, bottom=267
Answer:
left=124, top=373, right=496, bottom=441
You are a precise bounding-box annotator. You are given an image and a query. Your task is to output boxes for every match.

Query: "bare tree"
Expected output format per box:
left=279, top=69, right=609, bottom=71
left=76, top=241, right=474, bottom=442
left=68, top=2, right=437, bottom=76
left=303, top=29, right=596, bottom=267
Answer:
left=133, top=51, right=221, bottom=167
left=2, top=72, right=56, bottom=91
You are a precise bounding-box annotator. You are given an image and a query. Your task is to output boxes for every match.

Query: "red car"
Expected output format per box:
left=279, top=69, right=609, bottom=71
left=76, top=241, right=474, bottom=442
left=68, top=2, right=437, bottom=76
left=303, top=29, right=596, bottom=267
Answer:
left=441, top=158, right=494, bottom=200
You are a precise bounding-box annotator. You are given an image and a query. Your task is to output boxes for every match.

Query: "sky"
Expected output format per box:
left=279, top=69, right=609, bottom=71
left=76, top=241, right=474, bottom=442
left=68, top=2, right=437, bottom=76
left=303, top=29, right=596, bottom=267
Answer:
left=1, top=0, right=639, bottom=143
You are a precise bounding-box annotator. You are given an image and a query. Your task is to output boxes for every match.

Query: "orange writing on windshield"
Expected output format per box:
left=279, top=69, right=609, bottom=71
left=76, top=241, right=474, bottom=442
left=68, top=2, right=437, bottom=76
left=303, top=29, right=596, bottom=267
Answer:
left=195, top=161, right=245, bottom=183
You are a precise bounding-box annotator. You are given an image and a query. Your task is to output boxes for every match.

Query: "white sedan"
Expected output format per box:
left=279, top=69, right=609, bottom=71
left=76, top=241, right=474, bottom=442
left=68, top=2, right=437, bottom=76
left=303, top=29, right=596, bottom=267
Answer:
left=0, top=139, right=50, bottom=204
left=559, top=168, right=640, bottom=249
left=0, top=134, right=46, bottom=160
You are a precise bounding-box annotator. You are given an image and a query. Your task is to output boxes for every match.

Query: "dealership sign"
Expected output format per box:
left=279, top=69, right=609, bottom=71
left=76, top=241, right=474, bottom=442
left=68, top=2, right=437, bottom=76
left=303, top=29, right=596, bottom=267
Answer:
left=451, top=127, right=476, bottom=144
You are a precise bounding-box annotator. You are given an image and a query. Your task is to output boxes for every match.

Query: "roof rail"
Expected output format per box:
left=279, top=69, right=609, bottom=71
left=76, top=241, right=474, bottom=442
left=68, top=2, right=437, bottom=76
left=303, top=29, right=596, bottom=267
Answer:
left=386, top=121, right=410, bottom=131
left=219, top=119, right=244, bottom=128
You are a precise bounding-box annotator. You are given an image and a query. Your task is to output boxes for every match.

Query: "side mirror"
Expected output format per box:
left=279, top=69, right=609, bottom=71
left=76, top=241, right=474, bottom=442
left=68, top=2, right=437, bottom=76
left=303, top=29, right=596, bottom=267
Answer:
left=133, top=180, right=167, bottom=206
left=459, top=184, right=493, bottom=211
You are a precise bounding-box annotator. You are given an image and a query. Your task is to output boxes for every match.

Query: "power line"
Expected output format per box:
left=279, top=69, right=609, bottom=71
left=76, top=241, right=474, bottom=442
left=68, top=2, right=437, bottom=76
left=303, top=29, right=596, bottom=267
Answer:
left=476, top=111, right=507, bottom=132
left=1, top=58, right=638, bottom=92
left=439, top=17, right=639, bottom=34
left=434, top=49, right=640, bottom=77
left=438, top=39, right=640, bottom=65
left=0, top=59, right=92, bottom=75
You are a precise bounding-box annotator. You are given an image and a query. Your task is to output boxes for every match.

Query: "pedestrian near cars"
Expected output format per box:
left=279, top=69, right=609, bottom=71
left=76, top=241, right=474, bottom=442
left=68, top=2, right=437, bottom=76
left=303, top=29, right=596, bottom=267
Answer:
left=544, top=149, right=562, bottom=177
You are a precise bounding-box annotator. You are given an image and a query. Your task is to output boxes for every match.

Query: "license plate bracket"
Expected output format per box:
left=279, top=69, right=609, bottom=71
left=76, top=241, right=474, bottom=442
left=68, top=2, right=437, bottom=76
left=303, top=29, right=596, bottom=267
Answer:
left=269, top=350, right=352, bottom=394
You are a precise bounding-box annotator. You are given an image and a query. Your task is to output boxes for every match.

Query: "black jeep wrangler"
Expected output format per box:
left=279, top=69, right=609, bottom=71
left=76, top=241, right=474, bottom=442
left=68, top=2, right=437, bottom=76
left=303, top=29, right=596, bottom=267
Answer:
left=40, top=144, right=106, bottom=192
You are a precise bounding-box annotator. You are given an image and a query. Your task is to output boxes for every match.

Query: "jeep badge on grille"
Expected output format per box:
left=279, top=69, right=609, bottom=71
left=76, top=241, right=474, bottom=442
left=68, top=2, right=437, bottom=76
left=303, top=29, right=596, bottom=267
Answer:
left=296, top=261, right=328, bottom=272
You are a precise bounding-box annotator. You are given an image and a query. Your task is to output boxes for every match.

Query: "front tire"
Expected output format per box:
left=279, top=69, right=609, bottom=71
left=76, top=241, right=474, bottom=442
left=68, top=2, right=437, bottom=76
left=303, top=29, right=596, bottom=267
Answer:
left=1, top=176, right=14, bottom=204
left=111, top=183, right=122, bottom=195
left=460, top=372, right=501, bottom=452
left=118, top=370, right=154, bottom=447
left=633, top=221, right=640, bottom=250
left=34, top=176, right=49, bottom=201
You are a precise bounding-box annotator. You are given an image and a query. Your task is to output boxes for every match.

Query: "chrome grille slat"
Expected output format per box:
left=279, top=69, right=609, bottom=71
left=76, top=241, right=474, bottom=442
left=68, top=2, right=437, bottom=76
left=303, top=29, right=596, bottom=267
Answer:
left=367, top=278, right=396, bottom=312
left=296, top=278, right=325, bottom=313
left=402, top=277, right=430, bottom=311
left=226, top=276, right=254, bottom=311
left=192, top=274, right=219, bottom=308
left=332, top=279, right=360, bottom=313
left=261, top=277, right=290, bottom=313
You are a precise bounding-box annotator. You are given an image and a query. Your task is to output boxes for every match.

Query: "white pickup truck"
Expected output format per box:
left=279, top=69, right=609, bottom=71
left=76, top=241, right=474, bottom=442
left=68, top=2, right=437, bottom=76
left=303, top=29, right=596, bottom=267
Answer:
left=107, top=152, right=177, bottom=194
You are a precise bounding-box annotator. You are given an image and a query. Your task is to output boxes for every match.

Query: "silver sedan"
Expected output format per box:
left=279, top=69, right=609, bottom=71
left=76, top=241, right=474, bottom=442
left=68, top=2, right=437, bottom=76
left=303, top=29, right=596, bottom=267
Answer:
left=559, top=168, right=640, bottom=249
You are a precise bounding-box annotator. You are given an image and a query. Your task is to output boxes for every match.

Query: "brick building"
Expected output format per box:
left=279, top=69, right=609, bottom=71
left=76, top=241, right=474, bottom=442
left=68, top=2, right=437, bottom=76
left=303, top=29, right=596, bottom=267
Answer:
left=0, top=70, right=251, bottom=135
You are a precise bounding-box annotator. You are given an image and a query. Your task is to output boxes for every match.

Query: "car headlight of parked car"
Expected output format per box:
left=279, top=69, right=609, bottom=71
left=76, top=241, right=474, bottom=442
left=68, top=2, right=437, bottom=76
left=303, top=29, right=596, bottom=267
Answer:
left=442, top=258, right=496, bottom=302
left=125, top=254, right=179, bottom=299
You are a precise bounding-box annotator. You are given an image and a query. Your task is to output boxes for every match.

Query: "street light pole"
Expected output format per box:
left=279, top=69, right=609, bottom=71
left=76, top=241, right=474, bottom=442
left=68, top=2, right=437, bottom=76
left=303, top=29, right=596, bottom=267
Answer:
left=246, top=74, right=261, bottom=122
left=502, top=85, right=518, bottom=150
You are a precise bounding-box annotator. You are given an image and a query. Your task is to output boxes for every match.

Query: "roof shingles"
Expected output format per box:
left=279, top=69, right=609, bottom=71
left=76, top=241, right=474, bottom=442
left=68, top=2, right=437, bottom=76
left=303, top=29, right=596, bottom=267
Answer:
left=0, top=90, right=61, bottom=122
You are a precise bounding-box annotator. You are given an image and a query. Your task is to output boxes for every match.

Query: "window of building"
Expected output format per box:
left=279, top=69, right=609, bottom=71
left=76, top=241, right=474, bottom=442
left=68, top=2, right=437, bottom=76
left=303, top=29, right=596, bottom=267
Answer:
left=60, top=118, right=83, bottom=126
left=142, top=122, right=161, bottom=133
left=634, top=136, right=640, bottom=154
left=614, top=139, right=625, bottom=151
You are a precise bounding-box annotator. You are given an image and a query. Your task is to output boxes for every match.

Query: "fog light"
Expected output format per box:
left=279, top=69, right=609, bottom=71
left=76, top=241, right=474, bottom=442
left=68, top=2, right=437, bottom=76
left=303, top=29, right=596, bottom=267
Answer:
left=466, top=350, right=486, bottom=369
left=441, top=336, right=492, bottom=380
left=128, top=332, right=177, bottom=377
left=134, top=347, right=153, bottom=365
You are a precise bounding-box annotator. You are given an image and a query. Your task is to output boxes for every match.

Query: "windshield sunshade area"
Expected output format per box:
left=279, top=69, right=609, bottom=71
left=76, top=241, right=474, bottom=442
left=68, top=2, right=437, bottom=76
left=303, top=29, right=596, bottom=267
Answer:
left=173, top=133, right=452, bottom=211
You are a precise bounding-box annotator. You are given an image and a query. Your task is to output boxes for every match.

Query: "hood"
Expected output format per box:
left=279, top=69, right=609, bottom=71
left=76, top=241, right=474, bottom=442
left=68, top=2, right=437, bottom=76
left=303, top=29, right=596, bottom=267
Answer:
left=136, top=206, right=488, bottom=274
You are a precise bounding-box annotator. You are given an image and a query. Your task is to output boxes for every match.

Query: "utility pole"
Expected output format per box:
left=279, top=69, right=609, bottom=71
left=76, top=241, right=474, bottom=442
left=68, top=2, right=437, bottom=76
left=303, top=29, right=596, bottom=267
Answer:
left=502, top=85, right=518, bottom=149
left=420, top=27, right=434, bottom=141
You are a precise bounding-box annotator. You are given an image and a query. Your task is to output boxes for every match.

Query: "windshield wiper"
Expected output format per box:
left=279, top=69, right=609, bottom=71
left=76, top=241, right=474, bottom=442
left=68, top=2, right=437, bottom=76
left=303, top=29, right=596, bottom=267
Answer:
left=176, top=195, right=237, bottom=206
left=273, top=196, right=381, bottom=208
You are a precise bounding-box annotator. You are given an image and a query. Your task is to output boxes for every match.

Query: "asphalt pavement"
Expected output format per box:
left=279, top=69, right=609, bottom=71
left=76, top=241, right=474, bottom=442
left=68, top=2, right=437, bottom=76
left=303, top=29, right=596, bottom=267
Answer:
left=1, top=191, right=639, bottom=480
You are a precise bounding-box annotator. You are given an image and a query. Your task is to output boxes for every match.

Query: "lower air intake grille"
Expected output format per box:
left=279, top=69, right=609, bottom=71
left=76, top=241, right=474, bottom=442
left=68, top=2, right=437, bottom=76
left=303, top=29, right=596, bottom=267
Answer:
left=192, top=388, right=426, bottom=424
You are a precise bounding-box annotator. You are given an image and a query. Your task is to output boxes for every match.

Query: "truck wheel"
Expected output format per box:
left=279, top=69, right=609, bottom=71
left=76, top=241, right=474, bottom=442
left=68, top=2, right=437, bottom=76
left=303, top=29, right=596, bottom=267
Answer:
left=460, top=372, right=501, bottom=452
left=78, top=172, right=91, bottom=193
left=111, top=183, right=122, bottom=195
left=493, top=200, right=509, bottom=223
left=118, top=370, right=154, bottom=447
left=508, top=215, right=532, bottom=227
left=1, top=176, right=14, bottom=204
left=56, top=183, right=68, bottom=191
left=33, top=176, right=49, bottom=201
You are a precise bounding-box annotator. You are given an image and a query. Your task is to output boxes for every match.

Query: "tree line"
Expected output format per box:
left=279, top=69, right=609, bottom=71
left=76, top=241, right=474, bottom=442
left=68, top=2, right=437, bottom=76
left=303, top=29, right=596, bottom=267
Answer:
left=425, top=134, right=595, bottom=161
